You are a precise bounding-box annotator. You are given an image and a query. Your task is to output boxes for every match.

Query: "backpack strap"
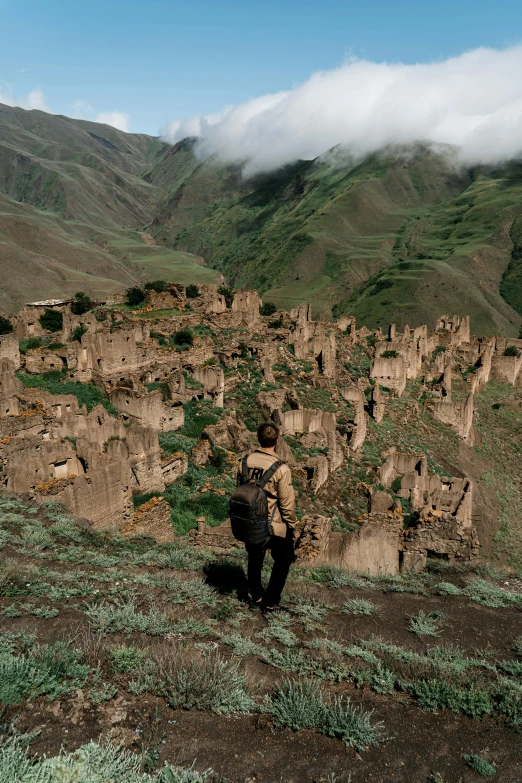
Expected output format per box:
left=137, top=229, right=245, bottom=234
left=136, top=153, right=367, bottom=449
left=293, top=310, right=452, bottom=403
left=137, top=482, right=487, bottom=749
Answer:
left=240, top=455, right=249, bottom=485
left=258, top=459, right=284, bottom=488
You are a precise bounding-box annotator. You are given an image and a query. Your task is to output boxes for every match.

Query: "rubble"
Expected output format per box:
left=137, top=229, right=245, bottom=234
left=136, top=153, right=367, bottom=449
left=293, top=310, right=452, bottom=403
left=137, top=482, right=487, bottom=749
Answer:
left=1, top=280, right=506, bottom=573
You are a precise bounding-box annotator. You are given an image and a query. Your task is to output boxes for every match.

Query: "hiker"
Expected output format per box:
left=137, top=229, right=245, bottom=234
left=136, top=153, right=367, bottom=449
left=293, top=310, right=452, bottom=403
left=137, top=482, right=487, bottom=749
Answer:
left=229, top=421, right=297, bottom=609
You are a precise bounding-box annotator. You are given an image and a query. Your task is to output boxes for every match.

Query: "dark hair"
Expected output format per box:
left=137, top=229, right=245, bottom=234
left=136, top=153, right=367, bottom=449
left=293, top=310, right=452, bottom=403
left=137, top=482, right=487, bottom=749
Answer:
left=257, top=421, right=279, bottom=448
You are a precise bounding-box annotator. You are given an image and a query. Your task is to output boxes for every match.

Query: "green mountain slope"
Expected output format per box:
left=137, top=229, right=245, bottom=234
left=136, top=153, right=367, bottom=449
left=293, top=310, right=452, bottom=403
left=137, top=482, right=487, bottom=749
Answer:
left=2, top=103, right=522, bottom=335
left=151, top=144, right=522, bottom=335
left=0, top=105, right=220, bottom=311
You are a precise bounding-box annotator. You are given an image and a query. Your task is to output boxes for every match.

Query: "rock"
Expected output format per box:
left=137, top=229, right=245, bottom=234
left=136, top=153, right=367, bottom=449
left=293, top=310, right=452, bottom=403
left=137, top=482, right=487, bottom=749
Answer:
left=371, top=490, right=394, bottom=513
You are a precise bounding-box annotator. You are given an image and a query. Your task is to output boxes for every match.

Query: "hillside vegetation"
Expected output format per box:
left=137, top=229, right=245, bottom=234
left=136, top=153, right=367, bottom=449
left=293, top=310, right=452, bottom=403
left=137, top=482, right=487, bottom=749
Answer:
left=0, top=105, right=219, bottom=312
left=2, top=104, right=522, bottom=336
left=155, top=144, right=522, bottom=335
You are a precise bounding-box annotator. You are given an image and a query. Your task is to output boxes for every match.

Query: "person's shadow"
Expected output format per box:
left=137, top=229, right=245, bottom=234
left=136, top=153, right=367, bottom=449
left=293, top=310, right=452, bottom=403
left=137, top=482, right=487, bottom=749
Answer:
left=203, top=558, right=250, bottom=603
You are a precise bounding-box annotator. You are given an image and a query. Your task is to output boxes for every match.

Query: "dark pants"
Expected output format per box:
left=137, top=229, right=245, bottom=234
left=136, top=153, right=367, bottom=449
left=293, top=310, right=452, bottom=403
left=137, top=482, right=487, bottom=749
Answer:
left=245, top=534, right=295, bottom=605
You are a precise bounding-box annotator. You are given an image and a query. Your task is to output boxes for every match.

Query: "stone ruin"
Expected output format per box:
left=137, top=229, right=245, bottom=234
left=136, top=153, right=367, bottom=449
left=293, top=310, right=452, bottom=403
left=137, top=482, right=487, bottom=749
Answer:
left=1, top=285, right=515, bottom=574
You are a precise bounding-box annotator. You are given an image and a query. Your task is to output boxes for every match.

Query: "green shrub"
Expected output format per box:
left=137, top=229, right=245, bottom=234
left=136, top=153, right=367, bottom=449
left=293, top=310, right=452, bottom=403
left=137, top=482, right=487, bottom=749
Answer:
left=19, top=337, right=46, bottom=354
left=435, top=582, right=462, bottom=596
left=185, top=284, right=200, bottom=298
left=343, top=598, right=376, bottom=616
left=84, top=599, right=171, bottom=635
left=47, top=341, right=66, bottom=350
left=0, top=640, right=90, bottom=705
left=125, top=286, right=145, bottom=306
left=504, top=345, right=521, bottom=357
left=0, top=315, right=13, bottom=335
left=144, top=280, right=167, bottom=292
left=513, top=636, right=522, bottom=656
left=109, top=644, right=147, bottom=674
left=408, top=678, right=492, bottom=717
left=39, top=308, right=63, bottom=332
left=268, top=679, right=384, bottom=749
left=16, top=373, right=117, bottom=415
left=161, top=649, right=254, bottom=714
left=218, top=286, right=235, bottom=307
left=381, top=350, right=398, bottom=359
left=71, top=324, right=88, bottom=342
left=171, top=328, right=193, bottom=348
left=0, top=737, right=213, bottom=783
left=463, top=754, right=496, bottom=776
left=70, top=291, right=93, bottom=315
left=260, top=302, right=277, bottom=316
left=391, top=477, right=402, bottom=493
left=159, top=432, right=196, bottom=455
left=408, top=610, right=444, bottom=637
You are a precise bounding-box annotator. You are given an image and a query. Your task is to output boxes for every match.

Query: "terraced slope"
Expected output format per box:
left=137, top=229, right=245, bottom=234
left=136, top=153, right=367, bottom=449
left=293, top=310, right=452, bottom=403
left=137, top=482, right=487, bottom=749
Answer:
left=2, top=103, right=522, bottom=334
left=154, top=145, right=522, bottom=335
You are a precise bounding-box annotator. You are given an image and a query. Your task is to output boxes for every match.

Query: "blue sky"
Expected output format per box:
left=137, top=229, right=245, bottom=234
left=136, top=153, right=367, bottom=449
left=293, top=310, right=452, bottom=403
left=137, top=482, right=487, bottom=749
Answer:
left=1, top=0, right=521, bottom=135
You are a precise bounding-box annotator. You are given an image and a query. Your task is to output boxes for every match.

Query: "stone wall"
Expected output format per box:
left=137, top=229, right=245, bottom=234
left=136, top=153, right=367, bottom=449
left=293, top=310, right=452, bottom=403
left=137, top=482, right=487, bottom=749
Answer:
left=0, top=333, right=21, bottom=370
left=370, top=355, right=407, bottom=397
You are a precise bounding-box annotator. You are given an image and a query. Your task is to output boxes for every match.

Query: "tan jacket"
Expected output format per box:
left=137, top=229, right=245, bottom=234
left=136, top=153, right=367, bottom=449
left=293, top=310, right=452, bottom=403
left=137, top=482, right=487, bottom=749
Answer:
left=236, top=448, right=297, bottom=538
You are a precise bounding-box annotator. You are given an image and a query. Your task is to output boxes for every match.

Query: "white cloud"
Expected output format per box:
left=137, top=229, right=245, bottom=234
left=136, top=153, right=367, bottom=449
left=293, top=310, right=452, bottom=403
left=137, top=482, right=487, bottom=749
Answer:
left=163, top=46, right=522, bottom=176
left=95, top=111, right=130, bottom=132
left=0, top=86, right=50, bottom=113
left=24, top=88, right=50, bottom=112
left=71, top=99, right=94, bottom=119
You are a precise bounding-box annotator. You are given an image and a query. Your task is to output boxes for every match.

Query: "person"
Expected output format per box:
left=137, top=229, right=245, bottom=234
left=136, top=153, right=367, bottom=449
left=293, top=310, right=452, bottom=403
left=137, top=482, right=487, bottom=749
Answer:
left=237, top=421, right=297, bottom=609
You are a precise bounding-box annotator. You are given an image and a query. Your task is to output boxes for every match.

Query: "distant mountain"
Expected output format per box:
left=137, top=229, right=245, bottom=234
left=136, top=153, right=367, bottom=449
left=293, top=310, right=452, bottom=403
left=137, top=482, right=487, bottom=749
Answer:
left=151, top=141, right=522, bottom=335
left=2, top=104, right=522, bottom=336
left=0, top=104, right=219, bottom=312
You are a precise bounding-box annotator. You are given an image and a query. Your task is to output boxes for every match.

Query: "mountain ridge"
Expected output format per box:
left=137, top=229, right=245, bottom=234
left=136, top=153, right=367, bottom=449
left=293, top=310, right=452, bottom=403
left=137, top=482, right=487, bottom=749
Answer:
left=1, top=104, right=522, bottom=336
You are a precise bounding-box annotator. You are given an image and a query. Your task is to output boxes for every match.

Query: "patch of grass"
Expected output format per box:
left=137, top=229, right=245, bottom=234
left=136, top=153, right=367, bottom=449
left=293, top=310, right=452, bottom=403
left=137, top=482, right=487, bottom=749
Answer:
left=406, top=678, right=492, bottom=717
left=257, top=614, right=299, bottom=647
left=512, top=636, right=522, bottom=657
left=109, top=644, right=147, bottom=674
left=0, top=737, right=213, bottom=782
left=343, top=598, right=377, bottom=616
left=16, top=372, right=118, bottom=415
left=463, top=754, right=496, bottom=776
left=435, top=582, right=462, bottom=596
left=0, top=638, right=90, bottom=705
left=84, top=600, right=172, bottom=635
left=464, top=578, right=522, bottom=609
left=408, top=610, right=444, bottom=637
left=268, top=678, right=384, bottom=750
left=159, top=431, right=196, bottom=455
left=159, top=647, right=254, bottom=714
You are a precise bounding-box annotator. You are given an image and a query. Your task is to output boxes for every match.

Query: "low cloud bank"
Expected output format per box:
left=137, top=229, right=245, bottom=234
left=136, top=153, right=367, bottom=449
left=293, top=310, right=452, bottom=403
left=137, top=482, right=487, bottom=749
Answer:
left=163, top=46, right=522, bottom=176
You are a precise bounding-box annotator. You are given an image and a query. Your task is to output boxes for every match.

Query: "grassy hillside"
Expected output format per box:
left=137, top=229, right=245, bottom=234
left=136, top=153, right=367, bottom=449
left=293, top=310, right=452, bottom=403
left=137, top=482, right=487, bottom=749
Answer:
left=153, top=145, right=522, bottom=335
left=1, top=492, right=522, bottom=781
left=2, top=103, right=522, bottom=333
left=0, top=105, right=220, bottom=311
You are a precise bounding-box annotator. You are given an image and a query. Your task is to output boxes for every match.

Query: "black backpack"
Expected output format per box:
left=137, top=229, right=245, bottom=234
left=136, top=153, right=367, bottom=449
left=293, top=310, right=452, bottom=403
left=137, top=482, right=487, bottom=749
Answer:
left=229, top=455, right=283, bottom=545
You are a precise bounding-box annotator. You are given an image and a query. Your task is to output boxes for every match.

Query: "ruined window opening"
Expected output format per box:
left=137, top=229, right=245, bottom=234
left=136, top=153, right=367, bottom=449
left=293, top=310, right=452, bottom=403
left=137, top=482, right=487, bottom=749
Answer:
left=427, top=550, right=449, bottom=561
left=66, top=405, right=71, bottom=412
left=77, top=456, right=88, bottom=473
left=305, top=465, right=315, bottom=482
left=53, top=460, right=69, bottom=479
left=316, top=351, right=324, bottom=373
left=415, top=460, right=423, bottom=475
left=97, top=358, right=101, bottom=365
left=97, top=416, right=102, bottom=426
left=125, top=399, right=130, bottom=405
